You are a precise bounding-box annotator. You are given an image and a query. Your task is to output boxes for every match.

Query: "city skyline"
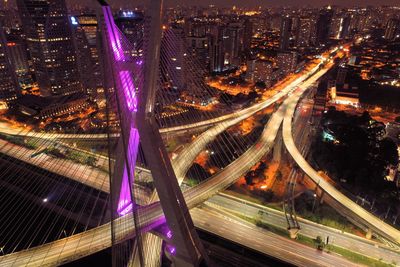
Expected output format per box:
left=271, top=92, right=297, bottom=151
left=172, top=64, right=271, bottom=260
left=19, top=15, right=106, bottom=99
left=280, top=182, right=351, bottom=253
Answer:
left=0, top=0, right=399, bottom=266
left=3, top=0, right=400, bottom=9
left=71, top=0, right=400, bottom=8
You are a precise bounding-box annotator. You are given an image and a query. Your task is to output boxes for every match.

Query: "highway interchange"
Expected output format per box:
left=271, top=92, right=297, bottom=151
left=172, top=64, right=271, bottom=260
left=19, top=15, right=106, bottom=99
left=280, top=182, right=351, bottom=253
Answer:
left=0, top=61, right=327, bottom=266
left=1, top=53, right=400, bottom=266
left=282, top=67, right=400, bottom=245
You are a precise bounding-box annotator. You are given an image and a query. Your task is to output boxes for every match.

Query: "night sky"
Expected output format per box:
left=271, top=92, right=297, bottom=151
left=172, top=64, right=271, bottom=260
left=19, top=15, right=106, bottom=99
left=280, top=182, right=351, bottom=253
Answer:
left=7, top=0, right=400, bottom=8
left=140, top=0, right=400, bottom=7
left=87, top=0, right=399, bottom=7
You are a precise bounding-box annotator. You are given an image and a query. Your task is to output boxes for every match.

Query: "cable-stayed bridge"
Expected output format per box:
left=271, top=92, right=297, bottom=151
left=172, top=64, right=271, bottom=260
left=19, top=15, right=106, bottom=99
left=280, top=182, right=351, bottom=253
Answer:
left=0, top=1, right=399, bottom=266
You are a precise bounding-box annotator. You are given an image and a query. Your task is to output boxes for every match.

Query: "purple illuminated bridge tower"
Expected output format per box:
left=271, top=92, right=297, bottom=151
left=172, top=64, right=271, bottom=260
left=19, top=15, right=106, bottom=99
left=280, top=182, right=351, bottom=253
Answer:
left=99, top=1, right=210, bottom=266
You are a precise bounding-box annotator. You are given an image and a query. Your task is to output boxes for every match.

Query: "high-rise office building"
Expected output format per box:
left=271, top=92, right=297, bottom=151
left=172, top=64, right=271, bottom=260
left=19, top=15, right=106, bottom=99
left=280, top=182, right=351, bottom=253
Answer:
left=222, top=22, right=244, bottom=67
left=336, top=67, right=347, bottom=85
left=6, top=27, right=32, bottom=90
left=384, top=18, right=399, bottom=41
left=316, top=7, right=334, bottom=45
left=296, top=16, right=314, bottom=47
left=270, top=14, right=282, bottom=31
left=0, top=26, right=18, bottom=107
left=279, top=15, right=291, bottom=51
left=243, top=18, right=253, bottom=53
left=185, top=18, right=208, bottom=38
left=186, top=35, right=209, bottom=66
left=185, top=18, right=210, bottom=67
left=17, top=0, right=82, bottom=97
left=330, top=13, right=351, bottom=40
left=115, top=10, right=144, bottom=54
left=209, top=26, right=224, bottom=73
left=71, top=15, right=103, bottom=98
left=246, top=59, right=273, bottom=86
left=161, top=27, right=187, bottom=92
left=277, top=51, right=297, bottom=76
left=339, top=15, right=351, bottom=39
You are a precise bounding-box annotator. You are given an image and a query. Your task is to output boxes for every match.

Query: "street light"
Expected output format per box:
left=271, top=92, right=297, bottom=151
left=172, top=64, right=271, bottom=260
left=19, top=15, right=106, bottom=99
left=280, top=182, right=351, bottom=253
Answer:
left=312, top=193, right=317, bottom=212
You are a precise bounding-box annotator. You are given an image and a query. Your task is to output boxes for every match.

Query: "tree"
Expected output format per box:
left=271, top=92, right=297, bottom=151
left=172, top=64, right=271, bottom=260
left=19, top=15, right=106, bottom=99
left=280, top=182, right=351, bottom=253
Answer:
left=276, top=170, right=283, bottom=181
left=314, top=236, right=325, bottom=251
left=255, top=81, right=267, bottom=89
left=378, top=138, right=399, bottom=166
left=359, top=111, right=372, bottom=125
left=261, top=189, right=274, bottom=202
left=187, top=163, right=211, bottom=182
left=248, top=91, right=259, bottom=101
left=245, top=171, right=255, bottom=185
left=86, top=156, right=98, bottom=167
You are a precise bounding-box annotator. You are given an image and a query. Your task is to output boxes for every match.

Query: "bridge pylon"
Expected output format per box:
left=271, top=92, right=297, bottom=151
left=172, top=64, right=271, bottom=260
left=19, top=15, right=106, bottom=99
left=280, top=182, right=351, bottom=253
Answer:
left=98, top=0, right=211, bottom=266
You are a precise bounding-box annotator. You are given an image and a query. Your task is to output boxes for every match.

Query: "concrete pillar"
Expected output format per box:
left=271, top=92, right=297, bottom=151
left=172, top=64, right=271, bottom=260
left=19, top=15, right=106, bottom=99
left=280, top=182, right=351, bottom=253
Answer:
left=366, top=229, right=372, bottom=240
left=319, top=191, right=325, bottom=205
left=288, top=228, right=300, bottom=239
left=272, top=130, right=283, bottom=163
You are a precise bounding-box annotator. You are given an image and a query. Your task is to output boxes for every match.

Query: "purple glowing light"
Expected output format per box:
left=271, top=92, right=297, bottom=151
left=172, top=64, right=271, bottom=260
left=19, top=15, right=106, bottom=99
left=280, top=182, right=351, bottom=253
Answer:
left=117, top=127, right=140, bottom=216
left=168, top=245, right=176, bottom=255
left=104, top=7, right=138, bottom=113
left=166, top=230, right=173, bottom=239
left=103, top=6, right=141, bottom=217
left=117, top=167, right=133, bottom=215
left=103, top=7, right=125, bottom=62
left=119, top=70, right=138, bottom=112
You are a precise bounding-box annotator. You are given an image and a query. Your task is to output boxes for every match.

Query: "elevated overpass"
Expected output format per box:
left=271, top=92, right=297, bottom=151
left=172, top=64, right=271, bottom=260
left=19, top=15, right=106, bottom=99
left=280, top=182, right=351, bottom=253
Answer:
left=0, top=92, right=286, bottom=266
left=0, top=61, right=331, bottom=266
left=282, top=65, right=400, bottom=245
left=2, top=56, right=377, bottom=266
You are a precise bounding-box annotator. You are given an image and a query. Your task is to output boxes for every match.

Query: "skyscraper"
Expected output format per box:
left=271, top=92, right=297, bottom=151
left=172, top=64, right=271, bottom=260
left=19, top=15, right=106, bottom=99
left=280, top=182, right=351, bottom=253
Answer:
left=316, top=7, right=334, bottom=45
left=279, top=15, right=291, bottom=51
left=384, top=18, right=399, bottom=41
left=336, top=67, right=347, bottom=85
left=71, top=14, right=103, bottom=98
left=6, top=27, right=32, bottom=90
left=246, top=59, right=273, bottom=86
left=296, top=16, right=313, bottom=47
left=243, top=18, right=253, bottom=53
left=0, top=26, right=18, bottom=107
left=209, top=27, right=224, bottom=72
left=222, top=22, right=244, bottom=67
left=277, top=51, right=297, bottom=76
left=330, top=13, right=351, bottom=40
left=17, top=0, right=82, bottom=97
left=115, top=10, right=144, bottom=54
left=339, top=15, right=351, bottom=40
left=185, top=18, right=210, bottom=67
left=161, top=26, right=187, bottom=92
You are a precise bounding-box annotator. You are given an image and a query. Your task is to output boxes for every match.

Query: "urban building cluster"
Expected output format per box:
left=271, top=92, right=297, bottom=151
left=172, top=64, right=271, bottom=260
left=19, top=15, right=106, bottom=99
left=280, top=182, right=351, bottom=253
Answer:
left=161, top=5, right=400, bottom=100
left=0, top=1, right=398, bottom=123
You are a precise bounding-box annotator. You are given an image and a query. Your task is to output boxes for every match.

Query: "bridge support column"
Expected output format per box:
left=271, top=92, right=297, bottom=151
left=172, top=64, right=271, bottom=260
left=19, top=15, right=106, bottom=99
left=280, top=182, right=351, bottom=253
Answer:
left=164, top=245, right=200, bottom=267
left=319, top=191, right=325, bottom=205
left=288, top=228, right=300, bottom=239
left=272, top=129, right=283, bottom=164
left=366, top=229, right=373, bottom=240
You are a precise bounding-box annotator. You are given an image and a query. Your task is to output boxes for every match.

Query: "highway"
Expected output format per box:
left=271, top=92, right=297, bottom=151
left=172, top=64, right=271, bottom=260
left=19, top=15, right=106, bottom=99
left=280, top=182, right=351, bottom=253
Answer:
left=172, top=72, right=304, bottom=184
left=207, top=193, right=400, bottom=264
left=0, top=61, right=341, bottom=266
left=0, top=82, right=287, bottom=266
left=192, top=206, right=359, bottom=267
left=0, top=64, right=307, bottom=143
left=141, top=67, right=315, bottom=267
left=282, top=65, right=400, bottom=245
